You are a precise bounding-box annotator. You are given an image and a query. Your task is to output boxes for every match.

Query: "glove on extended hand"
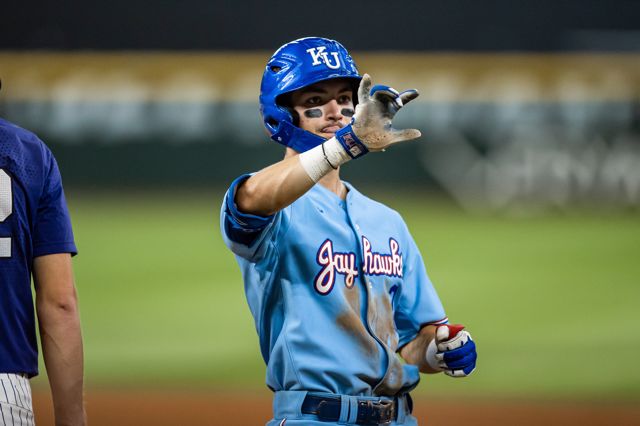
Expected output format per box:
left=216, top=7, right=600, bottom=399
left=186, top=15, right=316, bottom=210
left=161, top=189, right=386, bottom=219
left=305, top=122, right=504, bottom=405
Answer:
left=334, top=73, right=421, bottom=158
left=426, top=324, right=477, bottom=378
left=299, top=74, right=422, bottom=182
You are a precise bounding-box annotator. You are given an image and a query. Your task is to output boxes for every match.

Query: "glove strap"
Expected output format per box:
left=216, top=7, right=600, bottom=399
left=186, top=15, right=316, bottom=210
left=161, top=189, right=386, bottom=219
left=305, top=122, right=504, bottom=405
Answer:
left=335, top=124, right=369, bottom=159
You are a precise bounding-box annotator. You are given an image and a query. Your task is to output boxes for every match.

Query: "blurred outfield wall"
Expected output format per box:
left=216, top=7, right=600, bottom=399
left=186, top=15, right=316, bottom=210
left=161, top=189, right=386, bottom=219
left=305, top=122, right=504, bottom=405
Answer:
left=0, top=52, right=639, bottom=212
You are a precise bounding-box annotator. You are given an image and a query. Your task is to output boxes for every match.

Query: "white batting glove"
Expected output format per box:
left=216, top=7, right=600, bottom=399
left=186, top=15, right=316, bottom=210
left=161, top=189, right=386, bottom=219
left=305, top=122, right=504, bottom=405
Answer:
left=425, top=324, right=477, bottom=378
left=298, top=74, right=421, bottom=182
left=349, top=73, right=421, bottom=152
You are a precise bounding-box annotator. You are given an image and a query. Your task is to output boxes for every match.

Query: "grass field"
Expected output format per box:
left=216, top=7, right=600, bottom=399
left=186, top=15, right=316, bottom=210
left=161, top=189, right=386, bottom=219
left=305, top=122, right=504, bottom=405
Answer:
left=32, top=189, right=640, bottom=401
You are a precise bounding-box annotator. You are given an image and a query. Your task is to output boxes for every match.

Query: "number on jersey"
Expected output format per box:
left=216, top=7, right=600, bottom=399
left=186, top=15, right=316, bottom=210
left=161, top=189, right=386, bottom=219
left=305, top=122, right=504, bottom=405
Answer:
left=0, top=169, right=13, bottom=257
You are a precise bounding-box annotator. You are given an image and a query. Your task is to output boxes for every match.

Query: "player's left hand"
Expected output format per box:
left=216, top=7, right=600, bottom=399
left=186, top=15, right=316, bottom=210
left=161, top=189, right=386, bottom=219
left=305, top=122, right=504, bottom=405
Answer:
left=427, top=324, right=477, bottom=377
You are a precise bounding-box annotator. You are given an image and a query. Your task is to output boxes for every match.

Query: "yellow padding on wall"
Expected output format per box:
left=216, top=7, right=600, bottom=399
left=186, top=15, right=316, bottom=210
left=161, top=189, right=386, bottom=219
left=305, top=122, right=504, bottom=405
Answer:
left=1, top=52, right=638, bottom=102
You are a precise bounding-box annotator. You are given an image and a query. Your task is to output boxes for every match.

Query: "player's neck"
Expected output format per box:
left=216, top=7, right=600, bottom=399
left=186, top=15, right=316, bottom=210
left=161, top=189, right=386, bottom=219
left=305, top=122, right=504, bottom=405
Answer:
left=318, top=169, right=347, bottom=200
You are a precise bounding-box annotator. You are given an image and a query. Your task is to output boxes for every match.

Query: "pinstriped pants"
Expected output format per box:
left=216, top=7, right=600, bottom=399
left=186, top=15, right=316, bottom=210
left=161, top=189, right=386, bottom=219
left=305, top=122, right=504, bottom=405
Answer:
left=0, top=374, right=34, bottom=426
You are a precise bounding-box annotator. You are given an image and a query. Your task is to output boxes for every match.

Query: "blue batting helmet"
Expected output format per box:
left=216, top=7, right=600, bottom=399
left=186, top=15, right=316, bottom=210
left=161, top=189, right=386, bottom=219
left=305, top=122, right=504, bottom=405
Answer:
left=259, top=37, right=361, bottom=153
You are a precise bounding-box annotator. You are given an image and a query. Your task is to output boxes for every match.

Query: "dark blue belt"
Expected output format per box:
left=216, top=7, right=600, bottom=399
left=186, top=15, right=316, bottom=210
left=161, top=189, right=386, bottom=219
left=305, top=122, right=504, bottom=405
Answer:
left=301, top=393, right=408, bottom=425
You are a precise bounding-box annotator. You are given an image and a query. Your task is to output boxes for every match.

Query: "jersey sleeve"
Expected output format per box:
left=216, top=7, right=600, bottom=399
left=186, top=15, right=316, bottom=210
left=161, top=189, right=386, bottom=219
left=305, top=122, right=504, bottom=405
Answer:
left=394, top=224, right=447, bottom=349
left=220, top=174, right=283, bottom=261
left=32, top=149, right=77, bottom=257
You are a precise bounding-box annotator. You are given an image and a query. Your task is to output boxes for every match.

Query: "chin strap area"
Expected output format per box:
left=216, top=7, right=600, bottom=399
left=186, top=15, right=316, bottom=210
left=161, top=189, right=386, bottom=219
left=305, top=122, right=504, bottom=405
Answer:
left=271, top=121, right=326, bottom=153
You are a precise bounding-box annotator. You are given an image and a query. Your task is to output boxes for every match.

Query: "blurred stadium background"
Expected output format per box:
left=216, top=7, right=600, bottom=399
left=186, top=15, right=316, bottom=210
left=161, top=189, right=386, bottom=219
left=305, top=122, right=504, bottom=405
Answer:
left=1, top=0, right=639, bottom=424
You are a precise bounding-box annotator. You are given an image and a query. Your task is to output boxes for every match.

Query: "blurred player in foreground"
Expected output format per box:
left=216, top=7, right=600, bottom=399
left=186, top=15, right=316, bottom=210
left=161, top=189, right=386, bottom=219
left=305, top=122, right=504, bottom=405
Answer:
left=220, top=37, right=477, bottom=425
left=0, top=82, right=86, bottom=425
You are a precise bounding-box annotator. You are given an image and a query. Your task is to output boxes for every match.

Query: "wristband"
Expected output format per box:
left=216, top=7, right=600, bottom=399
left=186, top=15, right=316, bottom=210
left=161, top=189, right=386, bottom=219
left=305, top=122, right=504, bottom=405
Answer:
left=321, top=143, right=338, bottom=170
left=299, top=137, right=351, bottom=182
left=335, top=124, right=369, bottom=159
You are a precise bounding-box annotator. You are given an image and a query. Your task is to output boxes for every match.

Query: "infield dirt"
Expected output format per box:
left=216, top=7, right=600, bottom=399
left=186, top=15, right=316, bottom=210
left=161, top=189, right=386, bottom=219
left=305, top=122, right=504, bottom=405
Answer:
left=32, top=390, right=640, bottom=425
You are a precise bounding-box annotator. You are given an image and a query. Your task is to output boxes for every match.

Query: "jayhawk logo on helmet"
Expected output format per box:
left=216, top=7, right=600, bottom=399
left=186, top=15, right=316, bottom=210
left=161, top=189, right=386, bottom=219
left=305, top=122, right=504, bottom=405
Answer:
left=259, top=37, right=361, bottom=153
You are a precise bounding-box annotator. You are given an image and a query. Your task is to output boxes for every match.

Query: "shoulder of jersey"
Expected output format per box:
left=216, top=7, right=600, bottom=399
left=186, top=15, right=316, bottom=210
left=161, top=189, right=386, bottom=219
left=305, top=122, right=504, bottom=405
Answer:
left=353, top=187, right=403, bottom=219
left=0, top=118, right=49, bottom=153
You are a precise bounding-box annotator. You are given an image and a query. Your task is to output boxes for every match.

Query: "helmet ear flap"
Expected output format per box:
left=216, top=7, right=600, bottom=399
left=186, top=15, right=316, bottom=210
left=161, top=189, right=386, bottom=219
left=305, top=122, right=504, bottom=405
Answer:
left=264, top=107, right=298, bottom=133
left=286, top=107, right=300, bottom=127
left=277, top=92, right=300, bottom=127
left=265, top=116, right=280, bottom=134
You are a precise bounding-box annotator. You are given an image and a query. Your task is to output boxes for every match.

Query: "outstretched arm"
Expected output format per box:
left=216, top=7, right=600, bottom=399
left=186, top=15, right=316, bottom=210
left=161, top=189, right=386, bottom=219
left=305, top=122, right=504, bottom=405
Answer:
left=236, top=74, right=422, bottom=216
left=236, top=153, right=315, bottom=216
left=34, top=253, right=86, bottom=426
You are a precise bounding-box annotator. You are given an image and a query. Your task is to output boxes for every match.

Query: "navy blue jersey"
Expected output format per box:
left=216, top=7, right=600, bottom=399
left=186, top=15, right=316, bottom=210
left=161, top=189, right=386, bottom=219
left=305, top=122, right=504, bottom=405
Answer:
left=0, top=118, right=77, bottom=377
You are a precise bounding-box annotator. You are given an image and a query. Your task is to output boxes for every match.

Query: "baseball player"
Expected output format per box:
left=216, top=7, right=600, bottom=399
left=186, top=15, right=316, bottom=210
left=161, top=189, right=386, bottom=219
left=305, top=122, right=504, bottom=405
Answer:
left=220, top=37, right=477, bottom=425
left=0, top=88, right=86, bottom=425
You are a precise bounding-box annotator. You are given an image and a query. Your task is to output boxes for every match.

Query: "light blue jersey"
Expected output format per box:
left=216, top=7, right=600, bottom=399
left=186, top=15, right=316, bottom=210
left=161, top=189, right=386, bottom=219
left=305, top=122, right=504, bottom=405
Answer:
left=221, top=175, right=446, bottom=396
left=221, top=175, right=447, bottom=402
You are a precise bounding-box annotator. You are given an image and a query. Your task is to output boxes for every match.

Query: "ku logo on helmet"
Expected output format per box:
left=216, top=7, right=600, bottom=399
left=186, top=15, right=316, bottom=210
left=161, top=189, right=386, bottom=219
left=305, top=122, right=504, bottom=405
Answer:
left=306, top=46, right=342, bottom=69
